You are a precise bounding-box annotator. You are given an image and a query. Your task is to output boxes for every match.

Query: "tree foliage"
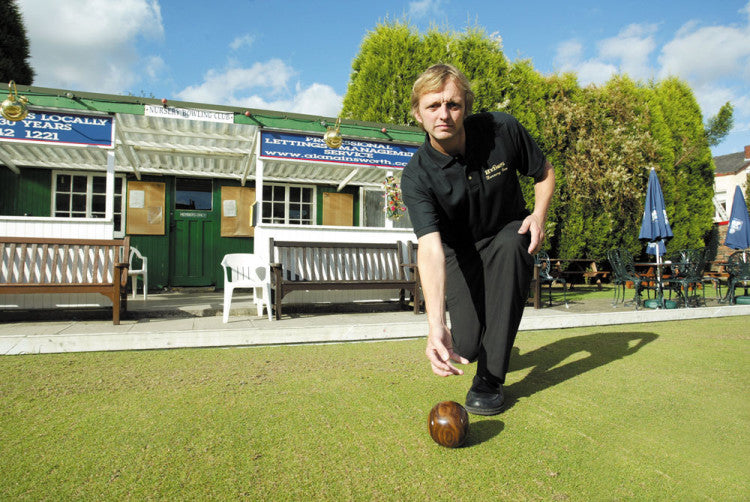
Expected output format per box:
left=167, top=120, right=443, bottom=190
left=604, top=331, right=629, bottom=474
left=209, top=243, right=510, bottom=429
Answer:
left=539, top=76, right=661, bottom=259
left=649, top=78, right=715, bottom=252
left=705, top=102, right=734, bottom=148
left=0, top=0, right=34, bottom=85
left=342, top=22, right=723, bottom=261
left=341, top=21, right=509, bottom=125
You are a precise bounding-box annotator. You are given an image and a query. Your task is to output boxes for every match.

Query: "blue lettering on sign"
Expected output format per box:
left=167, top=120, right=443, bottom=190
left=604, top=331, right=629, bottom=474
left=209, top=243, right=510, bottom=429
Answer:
left=0, top=111, right=114, bottom=147
left=260, top=131, right=417, bottom=169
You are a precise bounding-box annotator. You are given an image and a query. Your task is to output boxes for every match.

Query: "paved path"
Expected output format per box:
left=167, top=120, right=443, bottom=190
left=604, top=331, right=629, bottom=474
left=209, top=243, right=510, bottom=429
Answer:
left=1, top=291, right=748, bottom=355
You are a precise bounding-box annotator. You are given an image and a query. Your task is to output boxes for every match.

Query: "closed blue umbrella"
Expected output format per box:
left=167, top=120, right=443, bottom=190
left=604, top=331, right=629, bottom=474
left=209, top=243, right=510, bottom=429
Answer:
left=638, top=168, right=674, bottom=257
left=724, top=185, right=750, bottom=251
left=638, top=168, right=673, bottom=308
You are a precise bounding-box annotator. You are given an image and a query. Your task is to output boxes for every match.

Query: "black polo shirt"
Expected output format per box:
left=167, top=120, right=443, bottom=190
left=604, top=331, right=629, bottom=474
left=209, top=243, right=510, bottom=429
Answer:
left=401, top=112, right=547, bottom=248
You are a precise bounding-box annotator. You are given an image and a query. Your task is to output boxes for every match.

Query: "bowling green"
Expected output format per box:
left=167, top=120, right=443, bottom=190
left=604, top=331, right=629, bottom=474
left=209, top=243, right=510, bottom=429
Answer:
left=1, top=316, right=748, bottom=500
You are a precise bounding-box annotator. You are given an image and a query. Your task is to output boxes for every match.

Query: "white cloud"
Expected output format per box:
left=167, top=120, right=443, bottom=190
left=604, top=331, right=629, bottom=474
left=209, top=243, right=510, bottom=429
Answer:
left=576, top=61, right=618, bottom=86
left=176, top=60, right=295, bottom=103
left=17, top=0, right=163, bottom=93
left=598, top=24, right=657, bottom=81
left=554, top=39, right=617, bottom=85
left=656, top=3, right=750, bottom=141
left=554, top=40, right=583, bottom=66
left=554, top=24, right=656, bottom=85
left=552, top=3, right=750, bottom=153
left=691, top=83, right=744, bottom=118
left=229, top=34, right=255, bottom=51
left=288, top=83, right=343, bottom=116
left=658, top=17, right=750, bottom=86
left=408, top=0, right=446, bottom=19
left=240, top=84, right=342, bottom=117
left=176, top=60, right=343, bottom=117
left=144, top=56, right=166, bottom=81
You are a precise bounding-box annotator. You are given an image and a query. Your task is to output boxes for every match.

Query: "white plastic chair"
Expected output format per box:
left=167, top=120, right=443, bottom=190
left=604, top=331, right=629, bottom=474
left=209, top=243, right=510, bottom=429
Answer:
left=221, top=253, right=272, bottom=322
left=128, top=247, right=148, bottom=300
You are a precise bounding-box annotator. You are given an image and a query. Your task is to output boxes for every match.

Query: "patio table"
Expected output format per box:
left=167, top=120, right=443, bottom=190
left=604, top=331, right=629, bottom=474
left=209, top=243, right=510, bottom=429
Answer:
left=635, top=261, right=674, bottom=308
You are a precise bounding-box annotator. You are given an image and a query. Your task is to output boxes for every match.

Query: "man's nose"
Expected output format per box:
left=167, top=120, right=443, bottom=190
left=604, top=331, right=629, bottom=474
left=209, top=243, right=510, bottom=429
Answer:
left=438, top=103, right=450, bottom=119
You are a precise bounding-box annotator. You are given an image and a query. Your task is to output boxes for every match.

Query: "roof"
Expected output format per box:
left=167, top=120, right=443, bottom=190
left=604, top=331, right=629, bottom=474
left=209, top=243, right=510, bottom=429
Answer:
left=0, top=83, right=424, bottom=187
left=714, top=150, right=750, bottom=176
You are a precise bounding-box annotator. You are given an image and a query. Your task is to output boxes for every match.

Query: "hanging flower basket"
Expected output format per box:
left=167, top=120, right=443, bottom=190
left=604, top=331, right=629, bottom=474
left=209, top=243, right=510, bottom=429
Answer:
left=383, top=175, right=407, bottom=221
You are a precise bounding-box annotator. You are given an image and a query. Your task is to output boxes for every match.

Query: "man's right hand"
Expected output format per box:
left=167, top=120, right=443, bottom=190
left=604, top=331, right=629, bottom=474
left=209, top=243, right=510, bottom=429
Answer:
left=425, top=325, right=469, bottom=376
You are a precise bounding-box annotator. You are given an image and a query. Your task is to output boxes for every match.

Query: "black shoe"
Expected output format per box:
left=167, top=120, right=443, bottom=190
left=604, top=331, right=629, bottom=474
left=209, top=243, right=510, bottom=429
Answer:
left=465, top=375, right=505, bottom=416
left=465, top=388, right=505, bottom=415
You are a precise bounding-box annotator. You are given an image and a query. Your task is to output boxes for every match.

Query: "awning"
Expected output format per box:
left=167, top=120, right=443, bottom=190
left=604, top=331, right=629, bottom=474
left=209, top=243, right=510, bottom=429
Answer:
left=0, top=114, right=403, bottom=188
left=0, top=113, right=406, bottom=188
left=0, top=112, right=259, bottom=184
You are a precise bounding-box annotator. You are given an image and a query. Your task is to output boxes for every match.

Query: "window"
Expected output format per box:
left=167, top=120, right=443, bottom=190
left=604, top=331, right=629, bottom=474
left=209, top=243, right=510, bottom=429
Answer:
left=392, top=209, right=412, bottom=229
left=714, top=190, right=728, bottom=220
left=363, top=189, right=385, bottom=227
left=52, top=172, right=126, bottom=235
left=175, top=178, right=212, bottom=210
left=361, top=188, right=412, bottom=229
left=262, top=184, right=314, bottom=225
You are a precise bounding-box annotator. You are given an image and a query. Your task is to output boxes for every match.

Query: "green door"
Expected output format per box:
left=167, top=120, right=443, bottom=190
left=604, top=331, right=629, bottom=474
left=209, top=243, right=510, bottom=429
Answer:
left=170, top=178, right=216, bottom=286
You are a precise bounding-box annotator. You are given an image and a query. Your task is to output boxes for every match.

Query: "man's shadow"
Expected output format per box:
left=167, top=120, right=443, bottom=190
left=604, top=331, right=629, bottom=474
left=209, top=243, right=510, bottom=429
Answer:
left=502, top=331, right=658, bottom=411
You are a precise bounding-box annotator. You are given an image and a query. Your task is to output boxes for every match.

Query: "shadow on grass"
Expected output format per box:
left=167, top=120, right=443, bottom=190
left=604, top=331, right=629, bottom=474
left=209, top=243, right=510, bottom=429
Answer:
left=280, top=300, right=411, bottom=318
left=464, top=419, right=504, bottom=448
left=503, top=331, right=658, bottom=411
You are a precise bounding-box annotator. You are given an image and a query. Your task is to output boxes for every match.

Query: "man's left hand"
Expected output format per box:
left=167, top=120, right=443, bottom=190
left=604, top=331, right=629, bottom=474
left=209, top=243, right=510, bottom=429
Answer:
left=518, top=213, right=545, bottom=255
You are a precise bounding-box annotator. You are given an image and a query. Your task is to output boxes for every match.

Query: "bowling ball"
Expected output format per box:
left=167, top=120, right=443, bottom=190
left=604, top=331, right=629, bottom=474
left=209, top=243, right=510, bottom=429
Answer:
left=428, top=401, right=469, bottom=448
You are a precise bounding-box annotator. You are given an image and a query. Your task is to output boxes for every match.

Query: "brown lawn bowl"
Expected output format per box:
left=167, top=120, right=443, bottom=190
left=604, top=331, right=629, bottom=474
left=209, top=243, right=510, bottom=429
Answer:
left=428, top=401, right=470, bottom=448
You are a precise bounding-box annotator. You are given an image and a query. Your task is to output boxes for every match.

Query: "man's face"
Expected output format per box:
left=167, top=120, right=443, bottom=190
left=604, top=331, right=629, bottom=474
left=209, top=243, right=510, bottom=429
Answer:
left=413, top=78, right=467, bottom=155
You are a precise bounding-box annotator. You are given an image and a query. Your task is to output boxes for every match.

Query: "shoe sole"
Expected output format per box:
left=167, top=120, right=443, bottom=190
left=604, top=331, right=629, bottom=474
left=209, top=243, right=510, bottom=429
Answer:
left=464, top=403, right=505, bottom=416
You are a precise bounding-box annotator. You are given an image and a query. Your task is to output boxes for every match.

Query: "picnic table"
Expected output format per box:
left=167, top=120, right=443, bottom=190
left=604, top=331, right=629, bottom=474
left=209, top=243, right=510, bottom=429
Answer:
left=548, top=258, right=610, bottom=289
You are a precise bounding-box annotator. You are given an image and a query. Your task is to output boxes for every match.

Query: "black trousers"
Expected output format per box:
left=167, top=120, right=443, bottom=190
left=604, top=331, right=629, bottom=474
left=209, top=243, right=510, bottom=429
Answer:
left=444, top=220, right=534, bottom=384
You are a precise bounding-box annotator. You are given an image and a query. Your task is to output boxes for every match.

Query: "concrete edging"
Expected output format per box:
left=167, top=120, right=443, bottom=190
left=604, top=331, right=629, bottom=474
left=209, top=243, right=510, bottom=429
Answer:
left=2, top=304, right=749, bottom=355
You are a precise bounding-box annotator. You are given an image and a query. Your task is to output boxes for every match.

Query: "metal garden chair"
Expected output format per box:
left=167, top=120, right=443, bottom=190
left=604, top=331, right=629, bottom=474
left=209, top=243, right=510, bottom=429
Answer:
left=725, top=250, right=750, bottom=305
left=607, top=248, right=627, bottom=307
left=534, top=250, right=568, bottom=308
left=615, top=247, right=656, bottom=309
left=667, top=248, right=706, bottom=307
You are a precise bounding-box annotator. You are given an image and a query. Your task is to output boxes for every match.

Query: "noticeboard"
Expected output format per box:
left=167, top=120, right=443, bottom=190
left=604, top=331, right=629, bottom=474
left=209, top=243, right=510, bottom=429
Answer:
left=126, top=181, right=166, bottom=235
left=221, top=186, right=256, bottom=237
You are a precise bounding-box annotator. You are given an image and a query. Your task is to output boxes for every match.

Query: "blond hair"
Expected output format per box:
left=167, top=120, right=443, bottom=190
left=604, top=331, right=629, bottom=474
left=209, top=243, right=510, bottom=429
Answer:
left=410, top=64, right=474, bottom=119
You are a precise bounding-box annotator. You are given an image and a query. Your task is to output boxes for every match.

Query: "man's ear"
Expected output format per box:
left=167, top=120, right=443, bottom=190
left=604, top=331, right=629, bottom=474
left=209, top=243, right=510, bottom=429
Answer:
left=413, top=109, right=423, bottom=125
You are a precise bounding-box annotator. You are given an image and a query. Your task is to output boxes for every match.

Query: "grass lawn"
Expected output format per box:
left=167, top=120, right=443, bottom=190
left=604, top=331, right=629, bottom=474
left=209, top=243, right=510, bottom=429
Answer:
left=1, top=317, right=748, bottom=500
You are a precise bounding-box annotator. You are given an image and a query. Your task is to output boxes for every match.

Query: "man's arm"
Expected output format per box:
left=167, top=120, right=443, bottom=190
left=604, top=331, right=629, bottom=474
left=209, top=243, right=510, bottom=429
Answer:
left=417, top=232, right=469, bottom=376
left=518, top=160, right=555, bottom=254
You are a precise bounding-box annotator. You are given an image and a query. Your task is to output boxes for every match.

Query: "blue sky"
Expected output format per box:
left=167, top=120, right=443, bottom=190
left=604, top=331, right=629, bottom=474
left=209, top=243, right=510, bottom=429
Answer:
left=16, top=0, right=750, bottom=156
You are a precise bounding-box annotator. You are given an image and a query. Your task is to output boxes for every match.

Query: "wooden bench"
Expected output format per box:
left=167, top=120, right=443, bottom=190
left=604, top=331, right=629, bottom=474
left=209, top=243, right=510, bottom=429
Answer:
left=268, top=239, right=421, bottom=320
left=400, top=239, right=546, bottom=310
left=398, top=240, right=423, bottom=310
left=0, top=236, right=130, bottom=324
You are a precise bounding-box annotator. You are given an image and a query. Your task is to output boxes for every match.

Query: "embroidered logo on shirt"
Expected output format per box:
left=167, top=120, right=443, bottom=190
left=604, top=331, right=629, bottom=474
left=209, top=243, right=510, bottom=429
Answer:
left=484, top=162, right=507, bottom=180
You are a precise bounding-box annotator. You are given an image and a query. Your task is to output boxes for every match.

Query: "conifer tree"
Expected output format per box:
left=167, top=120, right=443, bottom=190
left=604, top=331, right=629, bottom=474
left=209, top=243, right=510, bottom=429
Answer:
left=341, top=22, right=509, bottom=126
left=0, top=0, right=35, bottom=84
left=650, top=78, right=715, bottom=251
left=705, top=102, right=734, bottom=148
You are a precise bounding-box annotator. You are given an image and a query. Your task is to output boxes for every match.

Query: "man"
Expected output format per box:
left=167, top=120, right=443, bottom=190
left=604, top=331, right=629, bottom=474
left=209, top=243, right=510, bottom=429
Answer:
left=401, top=64, right=555, bottom=415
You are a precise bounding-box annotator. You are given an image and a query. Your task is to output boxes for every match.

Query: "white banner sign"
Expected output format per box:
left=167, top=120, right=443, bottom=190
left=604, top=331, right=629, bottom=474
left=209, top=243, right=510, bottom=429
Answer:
left=144, top=104, right=234, bottom=124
